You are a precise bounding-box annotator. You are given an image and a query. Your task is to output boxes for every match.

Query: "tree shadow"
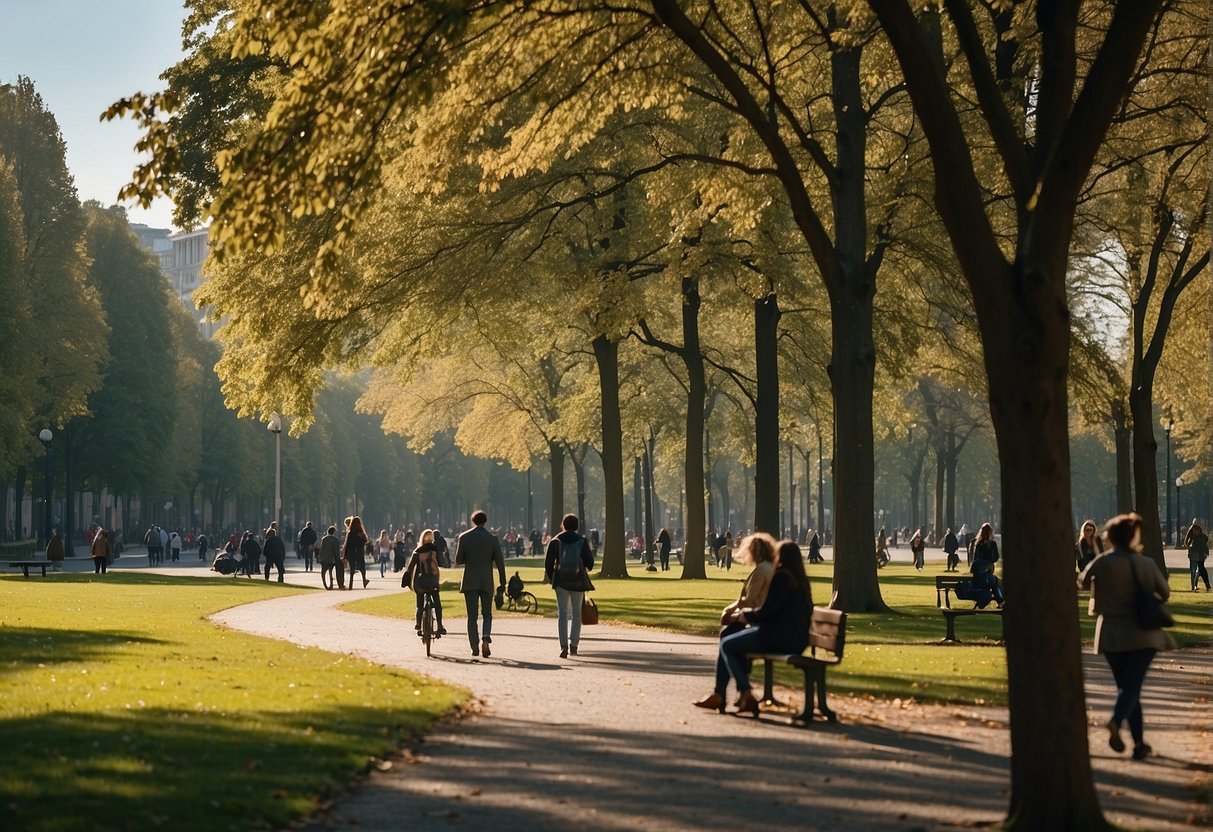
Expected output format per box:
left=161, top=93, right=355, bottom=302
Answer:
left=0, top=627, right=171, bottom=675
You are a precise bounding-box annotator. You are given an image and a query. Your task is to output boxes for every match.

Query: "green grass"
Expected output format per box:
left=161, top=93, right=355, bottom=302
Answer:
left=0, top=572, right=466, bottom=832
left=350, top=558, right=1209, bottom=706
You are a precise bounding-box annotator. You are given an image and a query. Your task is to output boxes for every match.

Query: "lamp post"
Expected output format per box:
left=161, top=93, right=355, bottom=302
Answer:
left=1164, top=419, right=1173, bottom=545
left=526, top=467, right=533, bottom=533
left=1175, top=477, right=1184, bottom=547
left=268, top=413, right=283, bottom=530
left=38, top=428, right=52, bottom=549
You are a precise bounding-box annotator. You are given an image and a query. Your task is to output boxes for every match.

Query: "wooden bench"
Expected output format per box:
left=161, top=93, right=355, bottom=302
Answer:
left=747, top=606, right=847, bottom=724
left=7, top=560, right=49, bottom=577
left=936, top=575, right=1003, bottom=644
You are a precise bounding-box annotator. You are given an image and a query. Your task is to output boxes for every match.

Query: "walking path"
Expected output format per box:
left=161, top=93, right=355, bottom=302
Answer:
left=197, top=566, right=1212, bottom=831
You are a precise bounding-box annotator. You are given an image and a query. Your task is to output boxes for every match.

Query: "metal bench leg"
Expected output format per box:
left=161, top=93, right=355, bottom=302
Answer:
left=21, top=566, right=30, bottom=578
left=759, top=660, right=784, bottom=707
left=795, top=666, right=815, bottom=723
left=941, top=613, right=960, bottom=644
left=814, top=665, right=836, bottom=722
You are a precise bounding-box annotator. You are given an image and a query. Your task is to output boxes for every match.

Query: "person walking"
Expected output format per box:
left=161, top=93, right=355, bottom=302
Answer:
left=694, top=539, right=811, bottom=715
left=433, top=528, right=451, bottom=568
left=454, top=510, right=506, bottom=658
left=317, top=525, right=343, bottom=589
left=376, top=529, right=392, bottom=577
left=806, top=528, right=823, bottom=563
left=158, top=526, right=170, bottom=564
left=196, top=532, right=209, bottom=563
left=656, top=527, right=672, bottom=572
left=343, top=516, right=371, bottom=589
left=298, top=521, right=318, bottom=572
left=1076, top=520, right=1105, bottom=573
left=1079, top=513, right=1176, bottom=760
left=169, top=531, right=182, bottom=562
left=942, top=527, right=960, bottom=572
left=544, top=514, right=595, bottom=658
left=240, top=531, right=262, bottom=577
left=46, top=529, right=65, bottom=571
left=403, top=529, right=447, bottom=637
left=1183, top=519, right=1210, bottom=591
left=263, top=526, right=287, bottom=583
left=910, top=528, right=925, bottom=570
left=90, top=528, right=110, bottom=574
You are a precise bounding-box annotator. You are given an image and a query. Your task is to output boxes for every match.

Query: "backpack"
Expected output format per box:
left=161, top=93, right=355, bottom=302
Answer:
left=413, top=551, right=440, bottom=593
left=557, top=536, right=585, bottom=583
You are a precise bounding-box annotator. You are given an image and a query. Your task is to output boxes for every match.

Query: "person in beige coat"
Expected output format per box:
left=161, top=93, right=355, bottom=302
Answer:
left=1079, top=512, right=1175, bottom=761
left=694, top=532, right=778, bottom=713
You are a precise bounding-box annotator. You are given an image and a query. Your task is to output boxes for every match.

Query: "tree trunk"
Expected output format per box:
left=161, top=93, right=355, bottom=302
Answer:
left=632, top=456, right=642, bottom=538
left=642, top=438, right=655, bottom=565
left=1128, top=387, right=1167, bottom=574
left=945, top=432, right=958, bottom=530
left=14, top=467, right=27, bottom=539
left=593, top=334, right=628, bottom=577
left=547, top=439, right=565, bottom=536
left=572, top=450, right=586, bottom=526
left=704, top=426, right=715, bottom=542
left=752, top=293, right=781, bottom=533
left=934, top=446, right=945, bottom=536
left=681, top=277, right=708, bottom=578
left=1111, top=399, right=1132, bottom=514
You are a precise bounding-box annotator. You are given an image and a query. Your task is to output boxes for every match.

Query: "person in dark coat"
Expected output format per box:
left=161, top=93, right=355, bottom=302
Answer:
left=694, top=539, right=812, bottom=715
left=263, top=527, right=287, bottom=583
left=343, top=516, right=370, bottom=589
left=543, top=514, right=595, bottom=658
left=298, top=521, right=318, bottom=572
left=656, top=527, right=672, bottom=571
left=46, top=530, right=65, bottom=571
left=970, top=523, right=1003, bottom=606
left=942, top=528, right=960, bottom=572
left=807, top=529, right=823, bottom=563
left=455, top=510, right=506, bottom=658
left=240, top=531, right=261, bottom=577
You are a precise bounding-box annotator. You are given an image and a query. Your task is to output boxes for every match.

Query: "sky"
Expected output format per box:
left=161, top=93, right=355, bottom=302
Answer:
left=0, top=0, right=188, bottom=231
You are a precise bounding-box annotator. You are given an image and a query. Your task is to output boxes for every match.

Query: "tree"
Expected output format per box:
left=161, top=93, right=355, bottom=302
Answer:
left=863, top=1, right=1170, bottom=827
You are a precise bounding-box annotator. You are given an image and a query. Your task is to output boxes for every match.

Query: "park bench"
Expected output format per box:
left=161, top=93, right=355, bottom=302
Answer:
left=7, top=560, right=49, bottom=577
left=935, top=575, right=1003, bottom=644
left=747, top=606, right=847, bottom=724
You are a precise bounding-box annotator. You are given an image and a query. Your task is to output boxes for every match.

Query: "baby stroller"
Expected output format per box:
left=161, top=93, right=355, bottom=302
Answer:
left=212, top=550, right=244, bottom=576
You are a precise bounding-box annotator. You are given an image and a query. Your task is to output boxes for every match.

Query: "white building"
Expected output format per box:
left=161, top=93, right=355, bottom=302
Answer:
left=129, top=222, right=218, bottom=338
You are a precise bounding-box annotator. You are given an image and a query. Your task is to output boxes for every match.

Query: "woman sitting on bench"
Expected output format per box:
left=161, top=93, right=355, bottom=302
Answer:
left=693, top=539, right=812, bottom=716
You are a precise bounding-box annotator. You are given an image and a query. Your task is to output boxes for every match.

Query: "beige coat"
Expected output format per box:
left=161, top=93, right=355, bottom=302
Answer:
left=725, top=560, right=775, bottom=616
left=1079, top=549, right=1176, bottom=654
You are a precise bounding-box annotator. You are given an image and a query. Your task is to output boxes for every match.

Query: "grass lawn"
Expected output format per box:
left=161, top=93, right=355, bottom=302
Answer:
left=0, top=572, right=466, bottom=832
left=350, top=557, right=1209, bottom=706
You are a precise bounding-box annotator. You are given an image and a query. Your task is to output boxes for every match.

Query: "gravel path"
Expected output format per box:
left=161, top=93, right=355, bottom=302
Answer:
left=200, top=566, right=1211, bottom=832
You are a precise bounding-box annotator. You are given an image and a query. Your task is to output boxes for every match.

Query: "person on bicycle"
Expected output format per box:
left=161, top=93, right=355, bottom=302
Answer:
left=403, top=529, right=446, bottom=636
left=507, top=571, right=525, bottom=603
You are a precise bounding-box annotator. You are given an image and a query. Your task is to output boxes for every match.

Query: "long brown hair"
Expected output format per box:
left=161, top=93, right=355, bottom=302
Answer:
left=775, top=540, right=812, bottom=603
left=348, top=516, right=367, bottom=540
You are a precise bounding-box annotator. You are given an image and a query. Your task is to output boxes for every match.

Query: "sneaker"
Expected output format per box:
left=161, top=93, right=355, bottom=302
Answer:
left=1107, top=720, right=1125, bottom=753
left=437, top=626, right=448, bottom=636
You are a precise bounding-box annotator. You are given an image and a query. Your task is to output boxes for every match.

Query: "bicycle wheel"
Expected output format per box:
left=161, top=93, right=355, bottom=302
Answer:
left=518, top=592, right=537, bottom=614
left=421, top=605, right=434, bottom=657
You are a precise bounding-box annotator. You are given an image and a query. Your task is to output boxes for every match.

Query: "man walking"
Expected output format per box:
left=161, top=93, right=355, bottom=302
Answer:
left=263, top=526, right=287, bottom=583
left=298, top=521, right=318, bottom=572
left=318, top=525, right=343, bottom=589
left=455, top=510, right=506, bottom=658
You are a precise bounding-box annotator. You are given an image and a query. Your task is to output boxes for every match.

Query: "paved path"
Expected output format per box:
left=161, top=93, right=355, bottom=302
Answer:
left=197, top=565, right=1212, bottom=831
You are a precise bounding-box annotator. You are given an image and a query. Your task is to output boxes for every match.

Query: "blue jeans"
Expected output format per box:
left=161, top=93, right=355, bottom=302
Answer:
left=555, top=586, right=584, bottom=650
left=718, top=627, right=766, bottom=694
left=1189, top=559, right=1209, bottom=590
left=463, top=591, right=492, bottom=648
left=1105, top=648, right=1156, bottom=745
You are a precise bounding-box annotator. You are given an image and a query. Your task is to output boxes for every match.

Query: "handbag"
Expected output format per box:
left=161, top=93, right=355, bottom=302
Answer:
left=1130, top=557, right=1174, bottom=629
left=581, top=595, right=599, bottom=625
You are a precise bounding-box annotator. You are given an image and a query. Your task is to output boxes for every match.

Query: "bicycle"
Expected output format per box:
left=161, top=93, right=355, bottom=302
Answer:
left=875, top=545, right=891, bottom=569
left=506, top=590, right=539, bottom=614
left=418, top=591, right=439, bottom=657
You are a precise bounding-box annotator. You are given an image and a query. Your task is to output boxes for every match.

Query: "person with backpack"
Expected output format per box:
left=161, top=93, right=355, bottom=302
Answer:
left=544, top=514, right=595, bottom=659
left=402, top=529, right=447, bottom=637
left=1183, top=519, right=1210, bottom=591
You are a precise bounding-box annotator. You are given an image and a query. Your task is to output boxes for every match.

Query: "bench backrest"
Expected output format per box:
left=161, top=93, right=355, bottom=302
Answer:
left=935, top=576, right=963, bottom=608
left=808, top=606, right=846, bottom=662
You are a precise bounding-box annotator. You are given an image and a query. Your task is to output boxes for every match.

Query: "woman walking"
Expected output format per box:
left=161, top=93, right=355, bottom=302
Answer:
left=376, top=529, right=392, bottom=577
left=343, top=516, right=370, bottom=589
left=1076, top=520, right=1104, bottom=572
left=90, top=528, right=110, bottom=574
left=1183, top=520, right=1210, bottom=591
left=544, top=514, right=595, bottom=658
left=910, top=528, right=925, bottom=570
left=1079, top=512, right=1175, bottom=760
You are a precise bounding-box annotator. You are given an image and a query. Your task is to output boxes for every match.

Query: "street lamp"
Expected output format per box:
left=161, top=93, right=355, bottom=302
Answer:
left=38, top=428, right=52, bottom=549
left=268, top=413, right=283, bottom=530
left=1175, top=477, right=1184, bottom=547
left=1164, top=419, right=1173, bottom=545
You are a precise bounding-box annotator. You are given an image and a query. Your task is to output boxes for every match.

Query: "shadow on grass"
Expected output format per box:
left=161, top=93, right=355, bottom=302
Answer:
left=0, top=702, right=438, bottom=832
left=0, top=627, right=171, bottom=674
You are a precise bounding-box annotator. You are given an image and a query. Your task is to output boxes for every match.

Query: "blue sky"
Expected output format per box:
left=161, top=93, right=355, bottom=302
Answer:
left=0, top=0, right=187, bottom=229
